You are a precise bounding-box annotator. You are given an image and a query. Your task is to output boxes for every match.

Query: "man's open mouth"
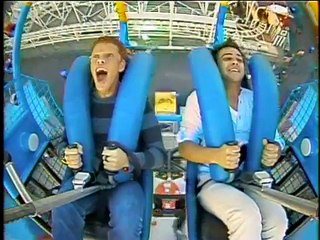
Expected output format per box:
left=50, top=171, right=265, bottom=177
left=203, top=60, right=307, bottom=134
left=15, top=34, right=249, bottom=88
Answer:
left=96, top=68, right=108, bottom=82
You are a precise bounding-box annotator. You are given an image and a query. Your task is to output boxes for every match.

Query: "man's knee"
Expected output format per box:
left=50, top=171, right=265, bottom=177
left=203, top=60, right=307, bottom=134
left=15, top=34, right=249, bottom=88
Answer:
left=109, top=181, right=144, bottom=225
left=200, top=189, right=262, bottom=235
left=263, top=206, right=288, bottom=237
left=110, top=181, right=145, bottom=210
left=52, top=203, right=81, bottom=221
left=108, top=182, right=144, bottom=238
left=228, top=199, right=262, bottom=227
left=52, top=179, right=80, bottom=219
left=199, top=184, right=262, bottom=227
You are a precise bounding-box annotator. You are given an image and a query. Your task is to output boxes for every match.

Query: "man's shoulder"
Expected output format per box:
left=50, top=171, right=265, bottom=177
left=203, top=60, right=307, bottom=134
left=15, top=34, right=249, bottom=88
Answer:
left=240, top=87, right=253, bottom=98
left=184, top=90, right=201, bottom=110
left=187, top=90, right=198, bottom=102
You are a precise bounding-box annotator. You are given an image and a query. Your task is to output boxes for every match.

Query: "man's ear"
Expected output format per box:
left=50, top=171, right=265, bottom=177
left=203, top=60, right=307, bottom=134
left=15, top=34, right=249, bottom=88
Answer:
left=118, top=59, right=126, bottom=73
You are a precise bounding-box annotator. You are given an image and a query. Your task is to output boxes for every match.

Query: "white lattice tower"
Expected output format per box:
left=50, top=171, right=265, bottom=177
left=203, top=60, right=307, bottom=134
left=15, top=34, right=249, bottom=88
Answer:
left=3, top=1, right=289, bottom=56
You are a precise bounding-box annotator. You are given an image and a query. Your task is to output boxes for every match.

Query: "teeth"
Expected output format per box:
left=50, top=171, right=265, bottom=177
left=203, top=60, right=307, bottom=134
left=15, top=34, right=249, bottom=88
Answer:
left=96, top=68, right=107, bottom=73
left=230, top=69, right=239, bottom=72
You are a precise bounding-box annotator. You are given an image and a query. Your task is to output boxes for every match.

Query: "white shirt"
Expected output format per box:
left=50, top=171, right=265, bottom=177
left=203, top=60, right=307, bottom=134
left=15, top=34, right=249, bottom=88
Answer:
left=177, top=88, right=285, bottom=185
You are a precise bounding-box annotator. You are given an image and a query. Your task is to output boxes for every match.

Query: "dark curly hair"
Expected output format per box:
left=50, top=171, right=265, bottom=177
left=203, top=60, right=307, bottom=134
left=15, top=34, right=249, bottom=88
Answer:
left=210, top=38, right=250, bottom=89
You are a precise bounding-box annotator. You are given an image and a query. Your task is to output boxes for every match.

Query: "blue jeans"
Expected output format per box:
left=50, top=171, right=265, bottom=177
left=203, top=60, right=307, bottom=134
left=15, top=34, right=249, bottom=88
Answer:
left=51, top=178, right=144, bottom=240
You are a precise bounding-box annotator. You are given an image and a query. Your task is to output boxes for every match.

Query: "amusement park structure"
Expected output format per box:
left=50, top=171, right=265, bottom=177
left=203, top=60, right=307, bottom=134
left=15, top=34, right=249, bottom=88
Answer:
left=3, top=1, right=318, bottom=240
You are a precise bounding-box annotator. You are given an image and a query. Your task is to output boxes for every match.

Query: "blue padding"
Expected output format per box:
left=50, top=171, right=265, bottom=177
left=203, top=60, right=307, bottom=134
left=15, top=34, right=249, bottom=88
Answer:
left=63, top=56, right=95, bottom=173
left=64, top=53, right=155, bottom=239
left=140, top=169, right=154, bottom=240
left=244, top=54, right=279, bottom=172
left=107, top=52, right=155, bottom=240
left=186, top=162, right=199, bottom=240
left=188, top=47, right=235, bottom=182
left=187, top=47, right=235, bottom=240
left=108, top=52, right=155, bottom=150
left=156, top=114, right=182, bottom=122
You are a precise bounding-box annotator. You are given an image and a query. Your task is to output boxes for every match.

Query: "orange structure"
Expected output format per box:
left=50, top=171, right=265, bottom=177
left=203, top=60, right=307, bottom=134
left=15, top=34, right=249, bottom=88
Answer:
left=155, top=180, right=181, bottom=209
left=305, top=1, right=318, bottom=40
left=115, top=1, right=128, bottom=22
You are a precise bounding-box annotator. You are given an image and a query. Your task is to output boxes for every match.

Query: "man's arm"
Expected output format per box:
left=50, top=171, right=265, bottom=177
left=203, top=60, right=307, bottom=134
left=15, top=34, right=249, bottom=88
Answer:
left=179, top=141, right=222, bottom=164
left=177, top=92, right=240, bottom=169
left=177, top=91, right=218, bottom=164
left=130, top=101, right=167, bottom=170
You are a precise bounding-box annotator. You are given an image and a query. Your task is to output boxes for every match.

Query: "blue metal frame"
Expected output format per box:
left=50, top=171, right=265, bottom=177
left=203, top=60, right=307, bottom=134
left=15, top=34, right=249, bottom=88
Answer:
left=12, top=4, right=32, bottom=109
left=286, top=218, right=318, bottom=240
left=212, top=4, right=228, bottom=47
left=119, top=21, right=130, bottom=47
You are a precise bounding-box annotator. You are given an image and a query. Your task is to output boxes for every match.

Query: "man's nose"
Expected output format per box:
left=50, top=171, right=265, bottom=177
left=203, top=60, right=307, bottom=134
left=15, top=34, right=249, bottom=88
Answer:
left=97, top=59, right=105, bottom=64
left=231, top=59, right=239, bottom=66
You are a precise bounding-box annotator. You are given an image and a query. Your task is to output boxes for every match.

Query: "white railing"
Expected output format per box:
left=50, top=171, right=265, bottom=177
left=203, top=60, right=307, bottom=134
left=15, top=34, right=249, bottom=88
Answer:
left=4, top=1, right=289, bottom=57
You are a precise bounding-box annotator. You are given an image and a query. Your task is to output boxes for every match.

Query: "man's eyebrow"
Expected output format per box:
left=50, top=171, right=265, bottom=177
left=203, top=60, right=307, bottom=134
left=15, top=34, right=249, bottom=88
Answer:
left=221, top=53, right=242, bottom=58
left=93, top=52, right=113, bottom=54
left=221, top=53, right=232, bottom=57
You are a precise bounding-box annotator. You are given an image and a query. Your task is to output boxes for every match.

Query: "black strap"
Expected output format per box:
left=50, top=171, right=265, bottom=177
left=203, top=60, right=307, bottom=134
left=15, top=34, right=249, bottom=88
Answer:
left=197, top=179, right=212, bottom=193
left=239, top=144, right=247, bottom=166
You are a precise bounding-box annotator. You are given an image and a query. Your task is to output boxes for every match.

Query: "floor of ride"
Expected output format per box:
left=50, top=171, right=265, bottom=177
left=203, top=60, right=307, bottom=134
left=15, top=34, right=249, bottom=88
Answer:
left=82, top=217, right=187, bottom=240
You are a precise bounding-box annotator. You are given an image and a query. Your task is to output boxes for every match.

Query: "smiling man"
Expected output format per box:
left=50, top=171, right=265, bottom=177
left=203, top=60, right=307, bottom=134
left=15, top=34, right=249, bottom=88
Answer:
left=178, top=39, right=288, bottom=240
left=52, top=36, right=166, bottom=240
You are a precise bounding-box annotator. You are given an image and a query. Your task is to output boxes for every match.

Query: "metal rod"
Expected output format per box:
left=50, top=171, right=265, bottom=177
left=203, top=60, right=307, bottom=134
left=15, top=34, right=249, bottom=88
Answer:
left=5, top=162, right=33, bottom=203
left=167, top=149, right=172, bottom=179
left=32, top=185, right=107, bottom=214
left=171, top=162, right=186, bottom=172
left=5, top=185, right=109, bottom=224
left=4, top=152, right=51, bottom=235
left=237, top=183, right=318, bottom=218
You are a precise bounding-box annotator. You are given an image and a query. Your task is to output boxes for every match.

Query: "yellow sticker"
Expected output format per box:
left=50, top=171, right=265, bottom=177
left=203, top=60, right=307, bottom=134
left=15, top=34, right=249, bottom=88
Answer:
left=155, top=92, right=177, bottom=114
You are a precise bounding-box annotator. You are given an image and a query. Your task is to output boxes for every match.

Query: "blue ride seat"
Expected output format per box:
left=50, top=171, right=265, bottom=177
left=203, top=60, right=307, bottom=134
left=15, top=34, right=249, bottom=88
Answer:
left=169, top=147, right=228, bottom=239
left=63, top=55, right=154, bottom=240
left=186, top=162, right=228, bottom=240
left=84, top=170, right=153, bottom=240
left=185, top=47, right=281, bottom=239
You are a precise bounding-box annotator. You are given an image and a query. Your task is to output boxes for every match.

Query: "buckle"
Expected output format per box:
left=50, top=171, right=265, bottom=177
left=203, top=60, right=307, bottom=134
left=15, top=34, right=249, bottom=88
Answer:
left=252, top=171, right=273, bottom=189
left=72, top=172, right=92, bottom=190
